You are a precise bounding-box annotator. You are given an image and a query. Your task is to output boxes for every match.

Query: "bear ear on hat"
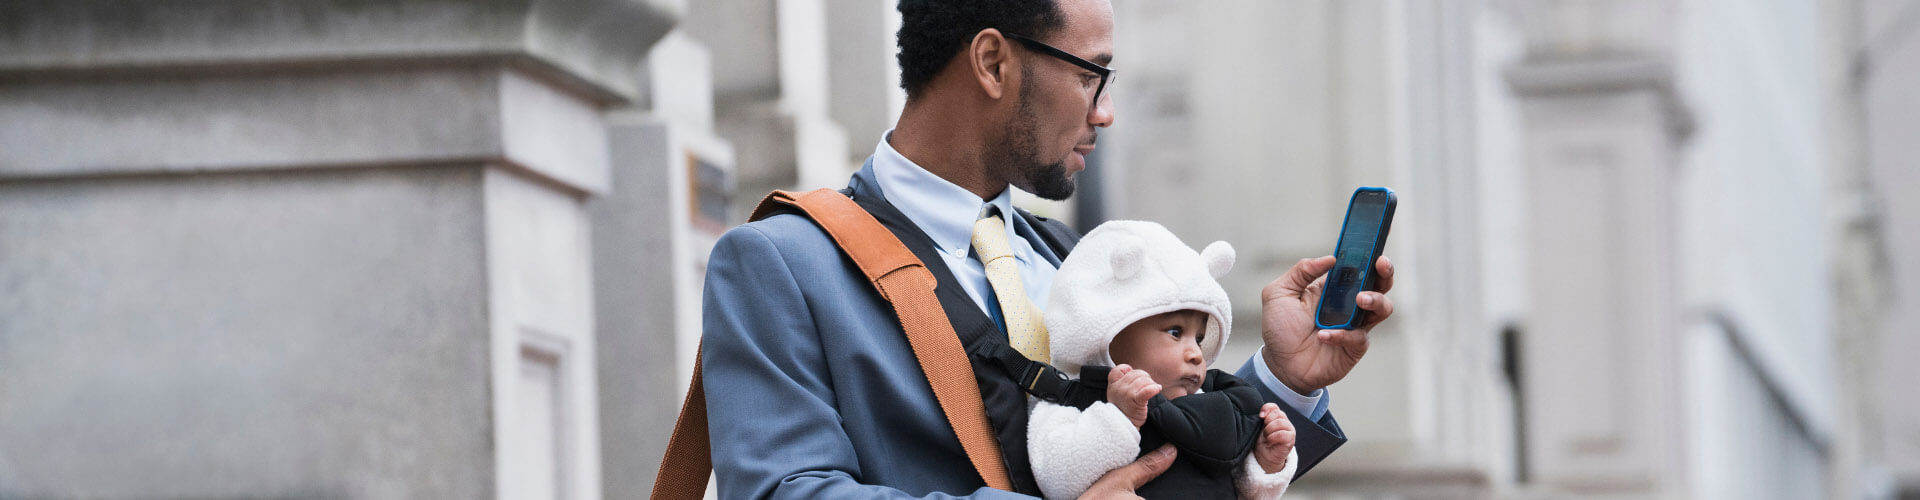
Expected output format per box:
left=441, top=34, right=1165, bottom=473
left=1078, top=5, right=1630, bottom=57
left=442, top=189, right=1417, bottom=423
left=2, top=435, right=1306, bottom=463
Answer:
left=1111, top=236, right=1146, bottom=281
left=1202, top=241, right=1235, bottom=279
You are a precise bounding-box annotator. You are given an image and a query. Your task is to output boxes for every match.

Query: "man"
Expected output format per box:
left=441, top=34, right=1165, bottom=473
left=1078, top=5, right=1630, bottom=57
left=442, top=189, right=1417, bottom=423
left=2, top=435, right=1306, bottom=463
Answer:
left=699, top=0, right=1397, bottom=497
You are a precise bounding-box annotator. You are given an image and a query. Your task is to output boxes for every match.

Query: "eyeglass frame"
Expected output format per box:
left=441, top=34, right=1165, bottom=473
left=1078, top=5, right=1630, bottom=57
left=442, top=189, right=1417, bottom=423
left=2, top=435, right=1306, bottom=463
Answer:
left=1002, top=32, right=1115, bottom=109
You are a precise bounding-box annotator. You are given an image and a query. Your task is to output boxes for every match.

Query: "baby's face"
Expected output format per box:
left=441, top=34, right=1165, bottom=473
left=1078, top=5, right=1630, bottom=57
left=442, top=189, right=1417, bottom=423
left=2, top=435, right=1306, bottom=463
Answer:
left=1108, top=310, right=1210, bottom=398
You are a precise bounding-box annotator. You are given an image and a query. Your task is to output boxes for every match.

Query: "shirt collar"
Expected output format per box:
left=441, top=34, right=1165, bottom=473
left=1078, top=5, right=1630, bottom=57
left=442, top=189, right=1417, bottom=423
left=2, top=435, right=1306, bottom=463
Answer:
left=872, top=130, right=1022, bottom=260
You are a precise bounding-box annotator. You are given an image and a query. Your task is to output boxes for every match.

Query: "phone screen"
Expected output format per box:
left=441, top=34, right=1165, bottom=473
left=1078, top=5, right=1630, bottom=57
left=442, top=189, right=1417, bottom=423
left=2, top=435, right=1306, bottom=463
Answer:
left=1316, top=188, right=1396, bottom=329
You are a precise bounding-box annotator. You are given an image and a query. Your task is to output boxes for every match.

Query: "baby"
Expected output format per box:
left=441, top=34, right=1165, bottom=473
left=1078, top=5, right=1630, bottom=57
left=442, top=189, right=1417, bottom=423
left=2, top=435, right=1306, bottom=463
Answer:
left=1028, top=221, right=1297, bottom=500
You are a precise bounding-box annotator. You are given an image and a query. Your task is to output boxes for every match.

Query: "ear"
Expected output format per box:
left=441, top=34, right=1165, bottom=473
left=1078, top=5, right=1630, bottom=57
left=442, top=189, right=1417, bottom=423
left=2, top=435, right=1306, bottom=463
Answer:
left=1111, top=237, right=1146, bottom=281
left=1202, top=241, right=1235, bottom=279
left=969, top=28, right=1014, bottom=100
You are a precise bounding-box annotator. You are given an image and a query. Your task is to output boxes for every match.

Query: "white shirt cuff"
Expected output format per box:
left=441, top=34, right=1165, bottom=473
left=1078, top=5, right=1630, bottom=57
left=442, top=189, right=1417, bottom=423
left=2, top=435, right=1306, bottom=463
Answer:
left=1254, top=346, right=1331, bottom=422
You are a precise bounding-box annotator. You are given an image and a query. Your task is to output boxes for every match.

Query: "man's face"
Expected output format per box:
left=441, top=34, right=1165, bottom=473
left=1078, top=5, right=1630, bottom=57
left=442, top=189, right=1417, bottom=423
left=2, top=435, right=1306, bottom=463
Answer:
left=992, top=0, right=1115, bottom=201
left=1108, top=310, right=1210, bottom=399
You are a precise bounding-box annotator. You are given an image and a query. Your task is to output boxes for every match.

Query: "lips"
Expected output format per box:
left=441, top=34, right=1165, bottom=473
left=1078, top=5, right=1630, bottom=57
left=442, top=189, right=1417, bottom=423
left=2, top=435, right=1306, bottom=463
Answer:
left=1074, top=133, right=1098, bottom=155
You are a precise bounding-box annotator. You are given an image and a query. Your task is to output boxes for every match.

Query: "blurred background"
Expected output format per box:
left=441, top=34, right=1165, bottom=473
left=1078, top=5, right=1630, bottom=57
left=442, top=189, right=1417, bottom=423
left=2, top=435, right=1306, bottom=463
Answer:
left=0, top=0, right=1915, bottom=498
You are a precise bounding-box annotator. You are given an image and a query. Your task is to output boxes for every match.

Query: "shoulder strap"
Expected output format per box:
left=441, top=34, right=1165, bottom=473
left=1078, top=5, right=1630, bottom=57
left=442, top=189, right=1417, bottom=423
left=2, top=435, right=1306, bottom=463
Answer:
left=651, top=189, right=1013, bottom=499
left=651, top=342, right=711, bottom=499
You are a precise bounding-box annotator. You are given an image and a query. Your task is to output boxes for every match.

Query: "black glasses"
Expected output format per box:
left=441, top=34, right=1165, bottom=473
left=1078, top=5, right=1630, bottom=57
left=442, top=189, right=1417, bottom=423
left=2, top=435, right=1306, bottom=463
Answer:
left=1004, top=33, right=1115, bottom=108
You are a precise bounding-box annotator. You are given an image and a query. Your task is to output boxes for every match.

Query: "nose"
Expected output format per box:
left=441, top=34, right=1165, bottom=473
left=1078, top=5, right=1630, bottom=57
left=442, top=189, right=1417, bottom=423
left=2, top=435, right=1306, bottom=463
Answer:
left=1087, top=90, right=1114, bottom=128
left=1183, top=339, right=1203, bottom=365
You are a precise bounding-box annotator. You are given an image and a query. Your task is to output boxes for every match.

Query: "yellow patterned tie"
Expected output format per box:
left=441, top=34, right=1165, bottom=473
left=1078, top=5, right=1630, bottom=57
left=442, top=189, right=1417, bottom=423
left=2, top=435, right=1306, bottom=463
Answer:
left=971, top=214, right=1050, bottom=363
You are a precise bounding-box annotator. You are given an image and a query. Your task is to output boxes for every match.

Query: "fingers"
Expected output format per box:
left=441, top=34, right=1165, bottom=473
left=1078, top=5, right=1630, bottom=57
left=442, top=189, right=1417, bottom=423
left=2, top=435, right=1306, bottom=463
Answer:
left=1116, top=369, right=1155, bottom=392
left=1271, top=426, right=1296, bottom=450
left=1372, top=256, right=1395, bottom=293
left=1267, top=413, right=1295, bottom=436
left=1262, top=405, right=1296, bottom=448
left=1317, top=290, right=1390, bottom=348
left=1110, top=369, right=1162, bottom=417
left=1361, top=290, right=1393, bottom=316
left=1260, top=404, right=1293, bottom=432
left=1252, top=404, right=1296, bottom=474
left=1129, top=378, right=1163, bottom=403
left=1354, top=290, right=1395, bottom=330
left=1316, top=327, right=1372, bottom=351
left=1267, top=428, right=1295, bottom=450
left=1108, top=364, right=1131, bottom=385
left=1262, top=404, right=1294, bottom=428
left=1330, top=257, right=1394, bottom=337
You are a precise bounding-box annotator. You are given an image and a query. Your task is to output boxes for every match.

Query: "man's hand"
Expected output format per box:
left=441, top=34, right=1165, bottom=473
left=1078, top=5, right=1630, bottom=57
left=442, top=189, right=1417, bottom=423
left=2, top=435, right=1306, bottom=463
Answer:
left=1077, top=444, right=1177, bottom=499
left=1106, top=364, right=1160, bottom=428
left=1261, top=256, right=1396, bottom=395
left=1253, top=403, right=1296, bottom=474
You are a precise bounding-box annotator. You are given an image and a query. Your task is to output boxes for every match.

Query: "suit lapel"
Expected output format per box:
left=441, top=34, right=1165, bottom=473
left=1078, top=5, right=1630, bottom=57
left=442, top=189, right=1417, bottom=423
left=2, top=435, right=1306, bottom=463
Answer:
left=1014, top=208, right=1079, bottom=261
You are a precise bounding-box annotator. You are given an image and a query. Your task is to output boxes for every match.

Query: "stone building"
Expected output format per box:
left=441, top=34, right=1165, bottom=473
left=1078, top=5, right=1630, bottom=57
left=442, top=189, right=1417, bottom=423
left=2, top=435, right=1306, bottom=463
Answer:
left=1101, top=1, right=1920, bottom=499
left=0, top=0, right=728, bottom=497
left=1, top=1, right=1913, bottom=499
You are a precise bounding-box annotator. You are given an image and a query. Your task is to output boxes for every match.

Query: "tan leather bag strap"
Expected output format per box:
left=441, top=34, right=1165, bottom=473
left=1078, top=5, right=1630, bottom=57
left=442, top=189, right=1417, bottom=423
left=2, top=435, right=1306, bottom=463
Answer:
left=651, top=189, right=1012, bottom=499
left=651, top=342, right=711, bottom=499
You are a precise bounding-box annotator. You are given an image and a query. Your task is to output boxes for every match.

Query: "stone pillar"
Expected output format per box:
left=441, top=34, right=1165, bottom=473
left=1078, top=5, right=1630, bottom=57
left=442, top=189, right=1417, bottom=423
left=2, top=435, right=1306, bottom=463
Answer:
left=1504, top=0, right=1693, bottom=495
left=0, top=1, right=676, bottom=498
left=826, top=0, right=907, bottom=164
left=1852, top=0, right=1920, bottom=496
left=1820, top=1, right=1892, bottom=498
left=591, top=29, right=737, bottom=499
left=685, top=0, right=851, bottom=218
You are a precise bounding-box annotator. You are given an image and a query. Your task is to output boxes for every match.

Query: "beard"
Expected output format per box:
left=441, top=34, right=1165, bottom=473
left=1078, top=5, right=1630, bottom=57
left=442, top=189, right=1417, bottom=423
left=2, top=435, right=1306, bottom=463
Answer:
left=994, top=76, right=1080, bottom=201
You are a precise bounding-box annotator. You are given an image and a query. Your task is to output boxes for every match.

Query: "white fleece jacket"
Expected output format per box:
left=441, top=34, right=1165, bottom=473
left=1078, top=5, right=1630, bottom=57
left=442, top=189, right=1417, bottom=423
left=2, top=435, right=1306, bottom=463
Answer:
left=1028, top=399, right=1298, bottom=500
left=1026, top=221, right=1296, bottom=499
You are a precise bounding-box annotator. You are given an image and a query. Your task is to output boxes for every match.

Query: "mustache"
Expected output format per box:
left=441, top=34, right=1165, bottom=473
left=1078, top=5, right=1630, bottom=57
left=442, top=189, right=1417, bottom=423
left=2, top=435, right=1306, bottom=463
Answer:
left=1080, top=132, right=1099, bottom=147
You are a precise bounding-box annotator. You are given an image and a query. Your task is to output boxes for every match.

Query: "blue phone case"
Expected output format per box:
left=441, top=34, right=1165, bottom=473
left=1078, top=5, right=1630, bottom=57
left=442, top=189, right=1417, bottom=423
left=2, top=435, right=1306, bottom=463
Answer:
left=1315, top=187, right=1397, bottom=330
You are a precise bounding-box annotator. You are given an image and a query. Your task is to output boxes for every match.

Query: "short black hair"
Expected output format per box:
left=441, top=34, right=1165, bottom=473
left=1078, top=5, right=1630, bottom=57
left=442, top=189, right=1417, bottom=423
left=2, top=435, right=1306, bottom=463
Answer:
left=896, top=0, right=1065, bottom=99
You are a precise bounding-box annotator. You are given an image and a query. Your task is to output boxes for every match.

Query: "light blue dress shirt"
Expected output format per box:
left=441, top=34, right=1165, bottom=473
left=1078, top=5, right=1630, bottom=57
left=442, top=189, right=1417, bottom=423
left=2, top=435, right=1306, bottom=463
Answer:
left=871, top=134, right=1057, bottom=317
left=869, top=132, right=1328, bottom=421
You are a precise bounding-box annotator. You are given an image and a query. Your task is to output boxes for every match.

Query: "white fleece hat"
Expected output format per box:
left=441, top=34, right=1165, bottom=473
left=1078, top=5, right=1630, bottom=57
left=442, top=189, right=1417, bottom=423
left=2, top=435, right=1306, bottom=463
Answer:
left=1045, top=220, right=1235, bottom=378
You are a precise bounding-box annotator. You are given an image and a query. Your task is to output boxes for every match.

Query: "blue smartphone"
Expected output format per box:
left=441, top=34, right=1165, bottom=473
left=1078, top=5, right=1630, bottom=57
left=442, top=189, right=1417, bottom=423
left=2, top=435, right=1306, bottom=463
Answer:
left=1315, top=187, right=1397, bottom=330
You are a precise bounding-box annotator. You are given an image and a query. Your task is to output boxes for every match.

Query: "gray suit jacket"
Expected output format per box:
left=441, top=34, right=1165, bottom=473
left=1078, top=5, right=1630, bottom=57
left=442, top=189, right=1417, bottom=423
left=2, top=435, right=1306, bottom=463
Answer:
left=700, top=161, right=1346, bottom=499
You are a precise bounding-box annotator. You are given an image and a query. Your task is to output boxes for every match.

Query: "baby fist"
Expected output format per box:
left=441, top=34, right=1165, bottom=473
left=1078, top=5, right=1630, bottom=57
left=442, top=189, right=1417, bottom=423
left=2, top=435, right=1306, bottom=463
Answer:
left=1106, top=364, right=1161, bottom=428
left=1255, top=403, right=1296, bottom=474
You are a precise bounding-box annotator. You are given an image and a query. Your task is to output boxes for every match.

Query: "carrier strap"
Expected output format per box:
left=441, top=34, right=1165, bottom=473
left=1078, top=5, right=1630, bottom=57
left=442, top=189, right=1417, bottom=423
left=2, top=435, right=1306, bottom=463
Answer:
left=651, top=188, right=1013, bottom=498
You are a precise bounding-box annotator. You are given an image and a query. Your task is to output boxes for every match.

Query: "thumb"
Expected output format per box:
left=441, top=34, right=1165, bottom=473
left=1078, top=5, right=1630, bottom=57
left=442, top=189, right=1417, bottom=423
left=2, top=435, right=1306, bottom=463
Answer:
left=1119, top=444, right=1177, bottom=489
left=1276, top=256, right=1337, bottom=297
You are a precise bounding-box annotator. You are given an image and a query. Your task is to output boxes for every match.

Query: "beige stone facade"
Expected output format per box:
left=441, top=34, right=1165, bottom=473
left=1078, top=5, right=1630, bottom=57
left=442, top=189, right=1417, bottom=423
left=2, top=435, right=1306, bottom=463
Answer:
left=1, top=1, right=1914, bottom=499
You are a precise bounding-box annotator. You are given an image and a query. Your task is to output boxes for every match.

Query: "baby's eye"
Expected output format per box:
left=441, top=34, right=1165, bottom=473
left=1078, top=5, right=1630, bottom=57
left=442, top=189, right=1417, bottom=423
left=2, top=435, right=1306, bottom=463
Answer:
left=1166, top=326, right=1184, bottom=338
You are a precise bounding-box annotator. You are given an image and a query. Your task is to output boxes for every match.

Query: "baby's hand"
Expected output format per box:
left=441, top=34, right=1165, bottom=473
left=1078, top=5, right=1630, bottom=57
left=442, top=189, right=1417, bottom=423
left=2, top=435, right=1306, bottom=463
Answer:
left=1106, top=364, right=1161, bottom=428
left=1254, top=403, right=1296, bottom=474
